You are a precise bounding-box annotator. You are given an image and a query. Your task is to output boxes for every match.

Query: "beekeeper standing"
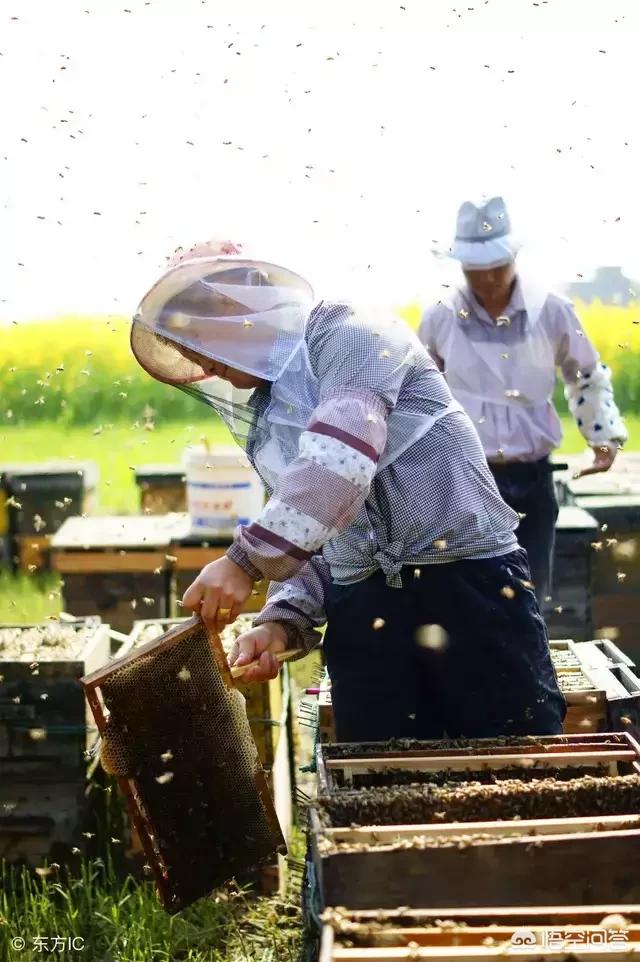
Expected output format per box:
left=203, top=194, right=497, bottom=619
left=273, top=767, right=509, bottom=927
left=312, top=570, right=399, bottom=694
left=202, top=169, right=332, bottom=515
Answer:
left=419, top=197, right=628, bottom=605
left=130, top=239, right=565, bottom=743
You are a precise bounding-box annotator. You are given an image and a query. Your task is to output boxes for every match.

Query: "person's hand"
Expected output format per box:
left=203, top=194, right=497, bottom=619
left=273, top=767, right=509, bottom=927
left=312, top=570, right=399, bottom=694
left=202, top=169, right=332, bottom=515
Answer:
left=227, top=623, right=287, bottom=684
left=182, top=556, right=254, bottom=633
left=573, top=441, right=619, bottom=479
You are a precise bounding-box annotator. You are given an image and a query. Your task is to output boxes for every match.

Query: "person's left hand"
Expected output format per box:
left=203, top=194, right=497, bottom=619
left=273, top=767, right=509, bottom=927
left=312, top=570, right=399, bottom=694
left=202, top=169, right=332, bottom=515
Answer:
left=574, top=441, right=619, bottom=479
left=182, top=556, right=254, bottom=632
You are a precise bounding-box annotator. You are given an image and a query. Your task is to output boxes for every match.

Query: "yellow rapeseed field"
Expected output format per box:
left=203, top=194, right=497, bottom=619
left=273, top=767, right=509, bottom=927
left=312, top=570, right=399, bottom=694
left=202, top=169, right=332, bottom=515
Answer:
left=5, top=301, right=639, bottom=370
left=1, top=302, right=639, bottom=426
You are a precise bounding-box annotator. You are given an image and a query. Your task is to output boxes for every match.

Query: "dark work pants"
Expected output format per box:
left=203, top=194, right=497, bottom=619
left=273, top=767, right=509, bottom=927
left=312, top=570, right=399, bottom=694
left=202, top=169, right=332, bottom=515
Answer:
left=322, top=549, right=566, bottom=743
left=490, top=458, right=560, bottom=605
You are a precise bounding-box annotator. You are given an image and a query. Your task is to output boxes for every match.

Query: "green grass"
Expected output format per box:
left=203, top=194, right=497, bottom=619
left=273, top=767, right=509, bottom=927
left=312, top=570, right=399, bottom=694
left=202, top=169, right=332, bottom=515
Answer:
left=0, top=571, right=62, bottom=623
left=1, top=844, right=306, bottom=962
left=3, top=417, right=640, bottom=517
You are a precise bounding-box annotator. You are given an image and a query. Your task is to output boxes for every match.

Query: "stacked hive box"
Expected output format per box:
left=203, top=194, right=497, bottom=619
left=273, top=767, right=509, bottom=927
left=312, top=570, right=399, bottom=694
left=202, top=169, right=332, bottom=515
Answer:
left=0, top=461, right=99, bottom=572
left=50, top=515, right=186, bottom=633
left=51, top=514, right=269, bottom=634
left=0, top=617, right=110, bottom=863
left=543, top=506, right=598, bottom=640
left=319, top=907, right=640, bottom=961
left=118, top=615, right=292, bottom=895
left=134, top=465, right=186, bottom=515
left=549, top=640, right=608, bottom=733
left=576, top=494, right=640, bottom=665
left=560, top=457, right=640, bottom=662
left=552, top=639, right=640, bottom=735
left=309, top=733, right=640, bottom=912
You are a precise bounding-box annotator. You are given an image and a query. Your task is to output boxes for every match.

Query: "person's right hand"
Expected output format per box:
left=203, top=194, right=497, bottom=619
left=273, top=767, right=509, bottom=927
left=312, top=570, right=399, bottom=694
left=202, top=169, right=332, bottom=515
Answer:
left=227, top=623, right=287, bottom=684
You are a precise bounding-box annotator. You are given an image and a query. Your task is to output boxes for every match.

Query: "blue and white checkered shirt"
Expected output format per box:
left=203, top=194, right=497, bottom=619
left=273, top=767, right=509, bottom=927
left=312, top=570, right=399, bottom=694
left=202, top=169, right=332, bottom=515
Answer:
left=225, top=301, right=520, bottom=652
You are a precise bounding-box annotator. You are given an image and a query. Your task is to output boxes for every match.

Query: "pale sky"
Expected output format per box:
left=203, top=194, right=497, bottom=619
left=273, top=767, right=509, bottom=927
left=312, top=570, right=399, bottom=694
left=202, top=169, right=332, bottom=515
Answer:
left=2, top=0, right=639, bottom=322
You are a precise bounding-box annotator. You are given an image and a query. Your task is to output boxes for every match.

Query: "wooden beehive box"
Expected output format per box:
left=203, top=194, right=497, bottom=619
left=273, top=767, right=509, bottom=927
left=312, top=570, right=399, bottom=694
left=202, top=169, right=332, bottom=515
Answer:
left=135, top=464, right=187, bottom=515
left=592, top=596, right=640, bottom=673
left=548, top=639, right=582, bottom=670
left=0, top=617, right=110, bottom=768
left=0, top=771, right=87, bottom=865
left=50, top=515, right=185, bottom=633
left=585, top=663, right=640, bottom=734
left=543, top=506, right=598, bottom=641
left=1, top=460, right=99, bottom=536
left=574, top=639, right=636, bottom=671
left=319, top=906, right=640, bottom=961
left=310, top=733, right=640, bottom=910
left=556, top=669, right=608, bottom=734
left=13, top=534, right=51, bottom=573
left=575, top=494, right=640, bottom=666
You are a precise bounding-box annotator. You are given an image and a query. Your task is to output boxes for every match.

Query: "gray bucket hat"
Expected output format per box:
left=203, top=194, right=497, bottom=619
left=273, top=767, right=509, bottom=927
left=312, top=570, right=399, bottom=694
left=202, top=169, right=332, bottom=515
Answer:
left=451, top=195, right=521, bottom=269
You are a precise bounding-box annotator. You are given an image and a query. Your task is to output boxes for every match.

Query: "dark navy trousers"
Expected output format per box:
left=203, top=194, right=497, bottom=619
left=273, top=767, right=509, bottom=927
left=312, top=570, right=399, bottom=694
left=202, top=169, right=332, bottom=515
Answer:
left=489, top=457, right=560, bottom=605
left=322, top=548, right=566, bottom=743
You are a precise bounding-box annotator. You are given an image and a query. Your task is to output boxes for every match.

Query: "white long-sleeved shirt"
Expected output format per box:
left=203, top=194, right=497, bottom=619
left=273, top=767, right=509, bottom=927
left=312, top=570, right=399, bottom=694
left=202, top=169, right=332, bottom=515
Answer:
left=418, top=280, right=627, bottom=462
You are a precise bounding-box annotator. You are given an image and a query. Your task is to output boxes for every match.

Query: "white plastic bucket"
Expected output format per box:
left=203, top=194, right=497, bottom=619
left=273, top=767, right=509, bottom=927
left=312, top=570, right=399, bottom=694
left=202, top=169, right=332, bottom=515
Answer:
left=183, top=445, right=265, bottom=538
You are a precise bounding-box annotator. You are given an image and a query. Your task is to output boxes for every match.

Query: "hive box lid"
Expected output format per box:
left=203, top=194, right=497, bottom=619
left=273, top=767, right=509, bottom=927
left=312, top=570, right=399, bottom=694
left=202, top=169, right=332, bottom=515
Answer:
left=134, top=464, right=185, bottom=480
left=1, top=460, right=99, bottom=487
left=51, top=514, right=190, bottom=550
left=556, top=505, right=599, bottom=530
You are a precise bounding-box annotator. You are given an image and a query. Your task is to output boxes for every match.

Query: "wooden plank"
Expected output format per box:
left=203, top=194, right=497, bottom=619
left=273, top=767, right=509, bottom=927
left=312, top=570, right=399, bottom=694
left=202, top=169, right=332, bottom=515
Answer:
left=326, top=924, right=640, bottom=944
left=341, top=907, right=640, bottom=924
left=323, top=814, right=640, bottom=845
left=51, top=514, right=189, bottom=550
left=325, top=733, right=632, bottom=751
left=319, top=925, right=335, bottom=962
left=325, top=750, right=636, bottom=774
left=317, top=735, right=637, bottom=793
left=332, top=925, right=640, bottom=942
left=52, top=551, right=168, bottom=573
left=171, top=547, right=228, bottom=567
left=317, top=829, right=640, bottom=910
left=327, top=946, right=640, bottom=960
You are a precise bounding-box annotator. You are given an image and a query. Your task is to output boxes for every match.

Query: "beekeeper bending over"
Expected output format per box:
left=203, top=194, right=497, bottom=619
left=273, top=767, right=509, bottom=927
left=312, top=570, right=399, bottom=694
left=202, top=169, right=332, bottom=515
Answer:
left=419, top=197, right=627, bottom=605
left=130, top=239, right=565, bottom=743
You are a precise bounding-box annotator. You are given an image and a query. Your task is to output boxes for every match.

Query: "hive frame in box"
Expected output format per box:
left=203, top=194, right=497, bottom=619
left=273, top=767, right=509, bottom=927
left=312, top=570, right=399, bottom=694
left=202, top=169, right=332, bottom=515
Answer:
left=316, top=733, right=640, bottom=795
left=311, top=733, right=640, bottom=911
left=319, top=906, right=640, bottom=961
left=80, top=615, right=285, bottom=912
